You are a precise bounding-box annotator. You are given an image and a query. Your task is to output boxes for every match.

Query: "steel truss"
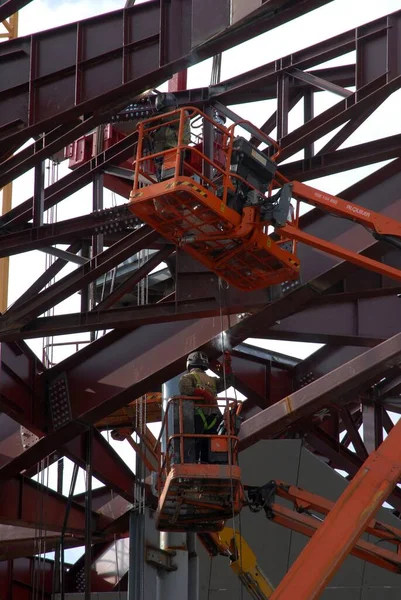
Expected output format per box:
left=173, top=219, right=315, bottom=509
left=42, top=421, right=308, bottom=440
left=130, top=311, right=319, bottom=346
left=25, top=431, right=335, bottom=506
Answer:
left=1, top=0, right=401, bottom=596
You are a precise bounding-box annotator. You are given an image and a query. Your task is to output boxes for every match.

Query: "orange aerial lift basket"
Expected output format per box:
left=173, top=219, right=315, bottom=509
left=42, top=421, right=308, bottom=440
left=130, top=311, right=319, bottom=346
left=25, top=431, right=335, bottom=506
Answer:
left=129, top=105, right=401, bottom=292
left=155, top=396, right=243, bottom=532
left=129, top=107, right=300, bottom=291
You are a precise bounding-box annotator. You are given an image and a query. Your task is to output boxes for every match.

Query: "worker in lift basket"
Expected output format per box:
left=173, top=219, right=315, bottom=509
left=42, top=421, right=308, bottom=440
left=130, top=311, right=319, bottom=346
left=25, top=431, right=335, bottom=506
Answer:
left=179, top=351, right=233, bottom=463
left=152, top=92, right=191, bottom=180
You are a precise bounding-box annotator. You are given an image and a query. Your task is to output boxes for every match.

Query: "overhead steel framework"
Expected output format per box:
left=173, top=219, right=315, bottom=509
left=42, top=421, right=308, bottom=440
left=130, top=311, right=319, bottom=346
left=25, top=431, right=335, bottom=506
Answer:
left=2, top=0, right=401, bottom=597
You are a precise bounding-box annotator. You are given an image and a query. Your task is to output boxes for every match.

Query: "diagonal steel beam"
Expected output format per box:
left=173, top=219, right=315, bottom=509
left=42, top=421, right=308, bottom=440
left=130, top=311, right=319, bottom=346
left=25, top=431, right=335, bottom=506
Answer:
left=277, top=75, right=401, bottom=163
left=95, top=246, right=174, bottom=310
left=0, top=205, right=138, bottom=258
left=239, top=330, right=401, bottom=449
left=280, top=132, right=401, bottom=181
left=287, top=67, right=352, bottom=97
left=0, top=130, right=139, bottom=227
left=1, top=226, right=158, bottom=327
left=316, top=99, right=386, bottom=155
left=1, top=151, right=401, bottom=478
left=10, top=243, right=81, bottom=310
left=0, top=474, right=109, bottom=533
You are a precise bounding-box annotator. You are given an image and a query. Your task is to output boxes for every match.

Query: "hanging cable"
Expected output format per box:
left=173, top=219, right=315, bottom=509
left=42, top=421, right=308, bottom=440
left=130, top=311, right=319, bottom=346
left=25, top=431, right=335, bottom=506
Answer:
left=60, top=462, right=79, bottom=600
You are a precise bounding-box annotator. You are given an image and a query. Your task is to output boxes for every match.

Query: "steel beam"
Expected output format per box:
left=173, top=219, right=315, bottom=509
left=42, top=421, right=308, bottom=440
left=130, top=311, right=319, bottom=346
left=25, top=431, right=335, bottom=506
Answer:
left=0, top=205, right=139, bottom=258
left=11, top=242, right=81, bottom=309
left=0, top=129, right=139, bottom=227
left=1, top=298, right=250, bottom=341
left=0, top=0, right=332, bottom=155
left=0, top=474, right=109, bottom=533
left=95, top=246, right=174, bottom=310
left=1, top=149, right=401, bottom=475
left=239, top=330, right=401, bottom=449
left=277, top=75, right=401, bottom=163
left=266, top=295, right=401, bottom=346
left=0, top=0, right=32, bottom=21
left=280, top=133, right=401, bottom=181
left=287, top=67, right=352, bottom=97
left=63, top=429, right=135, bottom=502
left=1, top=226, right=158, bottom=327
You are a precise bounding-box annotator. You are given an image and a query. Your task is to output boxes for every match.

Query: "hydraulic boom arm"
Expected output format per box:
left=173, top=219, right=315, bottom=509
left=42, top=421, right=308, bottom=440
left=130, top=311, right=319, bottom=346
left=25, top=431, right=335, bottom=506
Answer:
left=200, top=526, right=275, bottom=600
left=275, top=179, right=401, bottom=283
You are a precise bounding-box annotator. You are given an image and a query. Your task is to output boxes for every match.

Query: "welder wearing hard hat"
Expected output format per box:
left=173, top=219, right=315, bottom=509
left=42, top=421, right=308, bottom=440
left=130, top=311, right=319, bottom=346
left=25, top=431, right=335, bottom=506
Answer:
left=152, top=93, right=191, bottom=180
left=179, top=351, right=233, bottom=462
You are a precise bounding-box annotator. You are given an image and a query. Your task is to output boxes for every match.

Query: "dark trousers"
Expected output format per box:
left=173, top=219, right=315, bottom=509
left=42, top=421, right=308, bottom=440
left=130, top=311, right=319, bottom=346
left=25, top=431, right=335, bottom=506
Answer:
left=194, top=412, right=221, bottom=463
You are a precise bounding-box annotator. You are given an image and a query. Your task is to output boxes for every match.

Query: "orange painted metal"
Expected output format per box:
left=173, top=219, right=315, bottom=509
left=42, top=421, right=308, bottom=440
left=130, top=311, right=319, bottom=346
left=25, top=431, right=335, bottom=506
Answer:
left=129, top=106, right=401, bottom=291
left=269, top=418, right=401, bottom=600
left=156, top=396, right=243, bottom=532
left=279, top=180, right=401, bottom=283
left=129, top=107, right=299, bottom=291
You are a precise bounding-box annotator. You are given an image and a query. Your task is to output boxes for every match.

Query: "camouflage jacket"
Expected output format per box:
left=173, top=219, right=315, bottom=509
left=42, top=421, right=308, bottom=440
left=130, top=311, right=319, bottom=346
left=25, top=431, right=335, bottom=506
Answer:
left=178, top=369, right=233, bottom=410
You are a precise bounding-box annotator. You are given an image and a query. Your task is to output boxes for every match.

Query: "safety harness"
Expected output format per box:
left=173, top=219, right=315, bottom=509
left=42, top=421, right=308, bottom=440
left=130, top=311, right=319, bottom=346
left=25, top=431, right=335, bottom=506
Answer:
left=191, top=372, right=219, bottom=431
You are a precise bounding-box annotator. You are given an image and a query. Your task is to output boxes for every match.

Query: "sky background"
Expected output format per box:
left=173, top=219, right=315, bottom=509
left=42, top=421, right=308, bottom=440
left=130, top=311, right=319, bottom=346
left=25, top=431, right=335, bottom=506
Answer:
left=2, top=0, right=401, bottom=567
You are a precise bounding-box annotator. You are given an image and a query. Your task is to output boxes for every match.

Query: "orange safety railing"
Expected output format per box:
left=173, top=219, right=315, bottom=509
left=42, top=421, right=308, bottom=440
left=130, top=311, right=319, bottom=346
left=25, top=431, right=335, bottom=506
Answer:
left=156, top=395, right=240, bottom=496
left=130, top=107, right=301, bottom=291
left=133, top=107, right=279, bottom=206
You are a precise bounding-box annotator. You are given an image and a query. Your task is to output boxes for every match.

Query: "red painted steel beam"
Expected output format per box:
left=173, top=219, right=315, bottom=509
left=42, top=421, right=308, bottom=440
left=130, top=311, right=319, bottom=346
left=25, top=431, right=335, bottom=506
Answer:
left=211, top=7, right=401, bottom=108
left=277, top=75, right=401, bottom=163
left=0, top=315, right=238, bottom=480
left=0, top=535, right=83, bottom=561
left=9, top=243, right=82, bottom=310
left=280, top=133, right=401, bottom=181
left=0, top=364, right=136, bottom=500
left=216, top=66, right=354, bottom=105
left=266, top=295, right=401, bottom=346
left=0, top=341, right=45, bottom=434
left=0, top=0, right=32, bottom=21
left=63, top=429, right=135, bottom=502
left=0, top=0, right=333, bottom=156
left=239, top=330, right=401, bottom=449
left=1, top=298, right=257, bottom=341
left=0, top=205, right=139, bottom=258
left=95, top=246, right=174, bottom=310
left=0, top=474, right=109, bottom=533
left=1, top=226, right=158, bottom=327
left=0, top=129, right=139, bottom=229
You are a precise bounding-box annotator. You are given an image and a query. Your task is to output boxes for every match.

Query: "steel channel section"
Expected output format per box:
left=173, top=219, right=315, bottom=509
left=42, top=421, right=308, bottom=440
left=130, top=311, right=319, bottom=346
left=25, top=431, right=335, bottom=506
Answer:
left=0, top=0, right=332, bottom=156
